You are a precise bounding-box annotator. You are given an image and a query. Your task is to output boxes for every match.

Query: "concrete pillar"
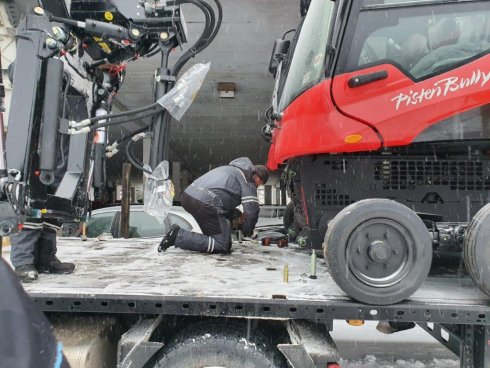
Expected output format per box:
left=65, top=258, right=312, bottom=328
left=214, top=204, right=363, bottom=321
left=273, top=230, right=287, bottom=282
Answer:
left=281, top=188, right=287, bottom=206
left=264, top=185, right=272, bottom=205
left=142, top=137, right=151, bottom=166
left=172, top=162, right=182, bottom=202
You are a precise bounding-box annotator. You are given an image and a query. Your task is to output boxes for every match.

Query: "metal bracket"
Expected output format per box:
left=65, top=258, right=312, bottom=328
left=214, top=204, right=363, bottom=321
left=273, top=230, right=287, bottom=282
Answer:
left=155, top=74, right=176, bottom=82
left=59, top=118, right=70, bottom=134
left=461, top=325, right=490, bottom=368
left=278, top=320, right=340, bottom=368
left=117, top=315, right=164, bottom=368
left=418, top=323, right=461, bottom=357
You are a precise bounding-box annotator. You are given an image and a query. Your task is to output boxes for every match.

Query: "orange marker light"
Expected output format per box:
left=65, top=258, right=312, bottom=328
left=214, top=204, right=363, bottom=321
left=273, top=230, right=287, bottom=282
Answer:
left=347, top=319, right=365, bottom=326
left=344, top=134, right=363, bottom=144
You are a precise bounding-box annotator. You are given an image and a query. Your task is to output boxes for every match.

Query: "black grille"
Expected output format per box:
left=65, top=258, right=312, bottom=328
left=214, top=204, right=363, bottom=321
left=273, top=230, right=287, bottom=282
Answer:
left=315, top=184, right=354, bottom=207
left=374, top=160, right=490, bottom=191
left=323, top=160, right=347, bottom=171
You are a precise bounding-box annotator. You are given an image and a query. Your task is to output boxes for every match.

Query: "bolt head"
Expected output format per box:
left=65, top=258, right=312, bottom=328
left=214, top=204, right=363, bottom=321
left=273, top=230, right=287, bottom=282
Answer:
left=34, top=7, right=45, bottom=15
left=160, top=32, right=169, bottom=41
left=46, top=38, right=58, bottom=49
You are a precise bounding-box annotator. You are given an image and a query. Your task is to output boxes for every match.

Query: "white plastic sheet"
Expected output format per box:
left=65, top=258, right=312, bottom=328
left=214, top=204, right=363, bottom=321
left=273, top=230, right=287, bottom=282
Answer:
left=156, top=62, right=211, bottom=121
left=143, top=161, right=175, bottom=224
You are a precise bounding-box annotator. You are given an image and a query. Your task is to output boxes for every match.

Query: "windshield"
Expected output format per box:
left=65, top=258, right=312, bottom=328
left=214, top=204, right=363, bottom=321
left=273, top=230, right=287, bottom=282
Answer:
left=278, top=0, right=335, bottom=111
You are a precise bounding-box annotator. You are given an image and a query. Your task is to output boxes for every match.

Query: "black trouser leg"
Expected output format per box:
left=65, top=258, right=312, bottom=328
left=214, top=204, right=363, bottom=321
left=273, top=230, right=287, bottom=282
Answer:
left=36, top=227, right=57, bottom=267
left=175, top=193, right=232, bottom=254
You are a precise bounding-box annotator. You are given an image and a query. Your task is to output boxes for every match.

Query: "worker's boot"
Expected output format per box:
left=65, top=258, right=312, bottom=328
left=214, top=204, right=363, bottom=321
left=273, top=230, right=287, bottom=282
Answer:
left=15, top=264, right=39, bottom=283
left=37, top=257, right=75, bottom=275
left=158, top=224, right=180, bottom=252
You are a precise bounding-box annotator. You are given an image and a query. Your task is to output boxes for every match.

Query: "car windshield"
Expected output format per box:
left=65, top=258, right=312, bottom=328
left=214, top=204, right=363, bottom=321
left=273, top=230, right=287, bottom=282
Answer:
left=86, top=212, right=114, bottom=238
left=277, top=0, right=335, bottom=111
left=128, top=211, right=168, bottom=238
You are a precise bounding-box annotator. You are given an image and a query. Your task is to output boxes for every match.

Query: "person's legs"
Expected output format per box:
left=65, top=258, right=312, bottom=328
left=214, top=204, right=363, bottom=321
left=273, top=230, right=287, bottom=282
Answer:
left=167, top=192, right=232, bottom=254
left=10, top=226, right=43, bottom=282
left=174, top=215, right=232, bottom=253
left=36, top=227, right=57, bottom=267
left=36, top=226, right=75, bottom=274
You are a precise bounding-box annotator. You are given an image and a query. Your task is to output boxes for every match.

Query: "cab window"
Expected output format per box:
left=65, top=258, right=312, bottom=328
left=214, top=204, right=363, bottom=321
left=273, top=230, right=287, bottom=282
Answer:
left=344, top=1, right=490, bottom=80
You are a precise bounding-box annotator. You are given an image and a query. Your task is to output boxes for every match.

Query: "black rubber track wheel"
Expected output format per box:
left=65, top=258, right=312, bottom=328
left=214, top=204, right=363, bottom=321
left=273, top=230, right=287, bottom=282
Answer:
left=283, top=202, right=295, bottom=230
left=3, top=0, right=36, bottom=27
left=150, top=320, right=286, bottom=368
left=317, top=213, right=331, bottom=241
left=463, top=203, right=490, bottom=297
left=324, top=199, right=432, bottom=305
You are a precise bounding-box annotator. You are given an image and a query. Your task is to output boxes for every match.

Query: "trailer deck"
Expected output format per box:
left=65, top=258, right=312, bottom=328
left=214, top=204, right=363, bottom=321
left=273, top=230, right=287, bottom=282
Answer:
left=7, top=238, right=490, bottom=325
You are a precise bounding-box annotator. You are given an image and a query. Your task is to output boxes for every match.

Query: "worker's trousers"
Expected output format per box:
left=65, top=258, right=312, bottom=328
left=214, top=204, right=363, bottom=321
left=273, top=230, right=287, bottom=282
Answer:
left=10, top=223, right=59, bottom=268
left=174, top=190, right=232, bottom=254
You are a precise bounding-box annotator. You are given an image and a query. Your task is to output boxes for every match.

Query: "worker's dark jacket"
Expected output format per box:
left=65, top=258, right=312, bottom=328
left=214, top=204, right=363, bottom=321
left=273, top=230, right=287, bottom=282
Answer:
left=0, top=258, right=70, bottom=368
left=184, top=157, right=260, bottom=236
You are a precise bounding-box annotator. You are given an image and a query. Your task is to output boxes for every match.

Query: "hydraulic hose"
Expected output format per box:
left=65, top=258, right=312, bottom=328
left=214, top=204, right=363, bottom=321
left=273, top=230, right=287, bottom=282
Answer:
left=125, top=139, right=151, bottom=174
left=83, top=102, right=161, bottom=125
left=70, top=106, right=164, bottom=134
left=170, top=0, right=213, bottom=76
left=171, top=0, right=222, bottom=76
left=115, top=126, right=149, bottom=147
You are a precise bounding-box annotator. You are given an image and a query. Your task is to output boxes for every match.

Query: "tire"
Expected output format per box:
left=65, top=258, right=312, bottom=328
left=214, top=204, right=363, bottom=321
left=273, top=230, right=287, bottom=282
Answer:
left=3, top=0, right=35, bottom=27
left=324, top=199, right=432, bottom=305
left=150, top=320, right=286, bottom=368
left=463, top=204, right=490, bottom=297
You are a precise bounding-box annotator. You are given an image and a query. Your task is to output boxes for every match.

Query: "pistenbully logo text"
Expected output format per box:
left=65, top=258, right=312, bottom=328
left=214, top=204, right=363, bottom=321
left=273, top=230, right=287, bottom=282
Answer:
left=391, top=69, right=490, bottom=111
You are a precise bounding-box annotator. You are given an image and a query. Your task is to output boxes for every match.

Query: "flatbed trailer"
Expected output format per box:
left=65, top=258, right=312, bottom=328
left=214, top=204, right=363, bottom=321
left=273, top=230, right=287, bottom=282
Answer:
left=7, top=238, right=490, bottom=368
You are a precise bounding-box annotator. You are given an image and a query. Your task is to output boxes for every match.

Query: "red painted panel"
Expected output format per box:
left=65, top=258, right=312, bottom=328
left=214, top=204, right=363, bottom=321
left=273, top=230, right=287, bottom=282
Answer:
left=266, top=79, right=382, bottom=170
left=332, top=56, right=490, bottom=146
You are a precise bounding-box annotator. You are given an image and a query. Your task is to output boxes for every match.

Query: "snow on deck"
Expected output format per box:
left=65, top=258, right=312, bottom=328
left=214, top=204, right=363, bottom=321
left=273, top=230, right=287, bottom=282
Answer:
left=5, top=238, right=490, bottom=305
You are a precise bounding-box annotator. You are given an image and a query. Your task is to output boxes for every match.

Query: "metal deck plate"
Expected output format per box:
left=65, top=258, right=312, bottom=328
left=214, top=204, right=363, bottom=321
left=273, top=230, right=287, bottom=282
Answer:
left=8, top=238, right=490, bottom=324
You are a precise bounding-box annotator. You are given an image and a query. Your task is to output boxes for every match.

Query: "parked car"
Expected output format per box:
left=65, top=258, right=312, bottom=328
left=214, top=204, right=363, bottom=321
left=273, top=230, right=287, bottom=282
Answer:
left=256, top=205, right=286, bottom=228
left=84, top=205, right=201, bottom=239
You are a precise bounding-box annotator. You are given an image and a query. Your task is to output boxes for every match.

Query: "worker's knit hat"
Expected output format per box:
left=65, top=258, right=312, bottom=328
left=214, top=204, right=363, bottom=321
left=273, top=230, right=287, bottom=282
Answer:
left=254, top=165, right=269, bottom=184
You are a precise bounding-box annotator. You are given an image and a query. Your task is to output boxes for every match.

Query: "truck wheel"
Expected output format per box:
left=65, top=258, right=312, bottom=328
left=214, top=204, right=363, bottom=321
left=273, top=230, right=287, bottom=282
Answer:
left=324, top=199, right=432, bottom=305
left=150, top=321, right=286, bottom=368
left=464, top=204, right=490, bottom=297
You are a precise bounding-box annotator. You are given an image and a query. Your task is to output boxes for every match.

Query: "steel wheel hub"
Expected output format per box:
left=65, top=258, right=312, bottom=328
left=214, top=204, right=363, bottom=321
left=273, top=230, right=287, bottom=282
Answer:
left=346, top=219, right=416, bottom=287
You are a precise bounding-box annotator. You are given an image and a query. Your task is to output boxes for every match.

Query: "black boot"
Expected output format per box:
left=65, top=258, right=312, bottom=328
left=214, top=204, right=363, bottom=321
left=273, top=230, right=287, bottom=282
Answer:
left=15, top=264, right=38, bottom=283
left=158, top=224, right=180, bottom=252
left=37, top=257, right=75, bottom=274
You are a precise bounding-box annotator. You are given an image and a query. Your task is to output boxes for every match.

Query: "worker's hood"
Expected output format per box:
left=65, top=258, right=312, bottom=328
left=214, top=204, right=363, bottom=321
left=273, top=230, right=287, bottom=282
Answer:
left=229, top=157, right=254, bottom=181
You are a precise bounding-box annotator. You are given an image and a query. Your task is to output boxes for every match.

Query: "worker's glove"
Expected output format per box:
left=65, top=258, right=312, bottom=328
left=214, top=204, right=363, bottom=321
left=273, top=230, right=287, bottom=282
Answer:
left=231, top=208, right=244, bottom=231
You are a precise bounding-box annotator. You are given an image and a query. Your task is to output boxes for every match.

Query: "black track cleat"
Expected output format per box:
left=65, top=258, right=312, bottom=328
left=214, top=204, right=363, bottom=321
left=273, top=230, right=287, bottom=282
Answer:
left=158, top=224, right=180, bottom=252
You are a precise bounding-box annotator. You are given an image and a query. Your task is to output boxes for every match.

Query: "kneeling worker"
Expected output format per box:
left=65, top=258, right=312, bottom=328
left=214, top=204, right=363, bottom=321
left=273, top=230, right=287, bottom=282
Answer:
left=158, top=157, right=268, bottom=254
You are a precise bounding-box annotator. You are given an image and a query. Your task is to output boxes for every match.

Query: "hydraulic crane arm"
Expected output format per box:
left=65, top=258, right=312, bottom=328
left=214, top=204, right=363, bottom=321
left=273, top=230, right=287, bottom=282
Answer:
left=0, top=0, right=222, bottom=236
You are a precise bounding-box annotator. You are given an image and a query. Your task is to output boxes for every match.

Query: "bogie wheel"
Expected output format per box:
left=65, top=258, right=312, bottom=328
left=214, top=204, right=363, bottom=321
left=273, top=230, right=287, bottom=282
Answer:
left=317, top=213, right=331, bottom=241
left=324, top=199, right=432, bottom=305
left=3, top=0, right=35, bottom=27
left=463, top=203, right=490, bottom=297
left=149, top=320, right=287, bottom=368
left=284, top=202, right=302, bottom=241
left=283, top=202, right=295, bottom=230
